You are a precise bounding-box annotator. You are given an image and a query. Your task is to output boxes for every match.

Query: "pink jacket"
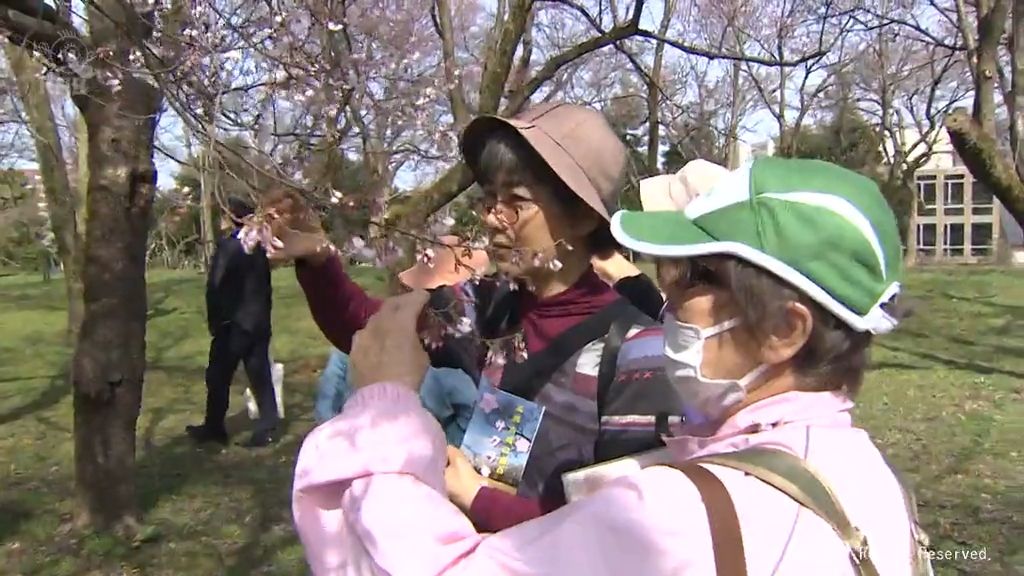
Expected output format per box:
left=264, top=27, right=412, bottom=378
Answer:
left=292, top=383, right=916, bottom=575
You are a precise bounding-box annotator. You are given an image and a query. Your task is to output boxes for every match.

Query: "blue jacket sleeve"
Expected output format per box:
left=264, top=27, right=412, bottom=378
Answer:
left=420, top=367, right=480, bottom=446
left=313, top=347, right=480, bottom=443
left=314, top=348, right=352, bottom=424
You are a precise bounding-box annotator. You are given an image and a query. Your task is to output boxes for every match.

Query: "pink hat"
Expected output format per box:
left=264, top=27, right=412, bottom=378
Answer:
left=638, top=159, right=729, bottom=212
left=398, top=235, right=491, bottom=290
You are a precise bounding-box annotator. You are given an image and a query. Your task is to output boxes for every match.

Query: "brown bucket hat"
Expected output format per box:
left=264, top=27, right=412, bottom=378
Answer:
left=460, top=102, right=628, bottom=220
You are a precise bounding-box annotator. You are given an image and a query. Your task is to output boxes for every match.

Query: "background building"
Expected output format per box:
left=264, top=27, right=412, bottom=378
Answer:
left=905, top=129, right=1023, bottom=264
left=736, top=130, right=1024, bottom=265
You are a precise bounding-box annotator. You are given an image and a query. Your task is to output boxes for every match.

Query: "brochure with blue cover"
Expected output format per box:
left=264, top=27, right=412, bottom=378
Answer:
left=458, top=383, right=545, bottom=488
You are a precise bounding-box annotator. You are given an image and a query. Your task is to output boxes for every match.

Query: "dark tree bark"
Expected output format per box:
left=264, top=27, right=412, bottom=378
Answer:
left=945, top=0, right=1024, bottom=228
left=1, top=0, right=164, bottom=533
left=71, top=73, right=161, bottom=531
left=645, top=0, right=675, bottom=172
left=946, top=108, right=1024, bottom=225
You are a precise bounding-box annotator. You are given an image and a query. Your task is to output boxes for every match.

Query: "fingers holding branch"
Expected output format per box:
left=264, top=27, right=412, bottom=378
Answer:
left=350, top=290, right=432, bottom=391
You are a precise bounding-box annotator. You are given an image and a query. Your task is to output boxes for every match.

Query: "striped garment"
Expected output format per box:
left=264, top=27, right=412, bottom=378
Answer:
left=487, top=317, right=678, bottom=501
left=600, top=325, right=681, bottom=431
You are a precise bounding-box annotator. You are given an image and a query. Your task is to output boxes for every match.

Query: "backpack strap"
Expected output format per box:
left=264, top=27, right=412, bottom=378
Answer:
left=671, top=463, right=748, bottom=576
left=500, top=298, right=633, bottom=401
left=878, top=453, right=934, bottom=576
left=690, top=447, right=881, bottom=576
left=596, top=303, right=647, bottom=413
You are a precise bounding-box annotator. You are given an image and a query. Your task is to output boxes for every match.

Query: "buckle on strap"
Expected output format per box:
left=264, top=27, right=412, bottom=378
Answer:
left=847, top=529, right=871, bottom=565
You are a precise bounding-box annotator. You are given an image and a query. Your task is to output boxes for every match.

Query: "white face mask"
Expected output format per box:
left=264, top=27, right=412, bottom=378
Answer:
left=663, top=312, right=768, bottom=427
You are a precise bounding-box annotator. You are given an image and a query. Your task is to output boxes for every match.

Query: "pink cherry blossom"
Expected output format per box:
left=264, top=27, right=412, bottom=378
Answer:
left=514, top=437, right=532, bottom=453
left=478, top=392, right=499, bottom=413
left=418, top=248, right=436, bottom=268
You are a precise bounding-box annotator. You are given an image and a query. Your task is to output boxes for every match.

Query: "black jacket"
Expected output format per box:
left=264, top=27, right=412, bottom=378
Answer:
left=206, top=232, right=272, bottom=337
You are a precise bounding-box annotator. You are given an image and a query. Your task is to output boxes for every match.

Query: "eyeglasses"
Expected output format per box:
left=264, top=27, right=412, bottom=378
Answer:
left=475, top=190, right=537, bottom=226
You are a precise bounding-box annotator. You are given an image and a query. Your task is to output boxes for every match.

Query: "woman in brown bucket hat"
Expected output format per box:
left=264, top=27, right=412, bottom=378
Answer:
left=268, top=102, right=676, bottom=532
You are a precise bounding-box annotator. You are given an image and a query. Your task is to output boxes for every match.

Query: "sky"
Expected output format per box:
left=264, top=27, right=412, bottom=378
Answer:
left=8, top=0, right=784, bottom=194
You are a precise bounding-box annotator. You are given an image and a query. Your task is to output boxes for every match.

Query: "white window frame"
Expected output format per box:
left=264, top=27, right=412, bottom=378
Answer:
left=943, top=222, right=965, bottom=256
left=944, top=176, right=966, bottom=208
left=916, top=223, right=937, bottom=249
left=969, top=222, right=994, bottom=254
left=971, top=180, right=994, bottom=208
left=916, top=176, right=937, bottom=209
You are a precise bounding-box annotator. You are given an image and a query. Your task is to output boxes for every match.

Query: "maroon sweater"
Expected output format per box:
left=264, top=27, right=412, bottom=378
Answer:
left=294, top=255, right=620, bottom=531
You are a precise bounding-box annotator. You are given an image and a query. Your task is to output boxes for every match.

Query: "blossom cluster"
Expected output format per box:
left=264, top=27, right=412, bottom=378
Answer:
left=234, top=203, right=579, bottom=367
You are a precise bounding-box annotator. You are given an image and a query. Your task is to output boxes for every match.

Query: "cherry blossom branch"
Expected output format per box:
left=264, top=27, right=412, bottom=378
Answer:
left=237, top=208, right=535, bottom=363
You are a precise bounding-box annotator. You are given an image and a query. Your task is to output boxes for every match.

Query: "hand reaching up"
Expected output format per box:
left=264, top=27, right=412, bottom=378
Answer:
left=590, top=250, right=643, bottom=285
left=350, top=290, right=432, bottom=392
left=262, top=187, right=323, bottom=234
left=259, top=187, right=336, bottom=265
left=267, top=220, right=334, bottom=265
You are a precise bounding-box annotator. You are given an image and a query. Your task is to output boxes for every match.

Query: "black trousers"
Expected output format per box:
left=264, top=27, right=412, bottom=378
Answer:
left=204, top=325, right=278, bottom=433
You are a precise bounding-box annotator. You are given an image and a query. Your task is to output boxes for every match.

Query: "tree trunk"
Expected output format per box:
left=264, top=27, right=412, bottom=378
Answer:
left=364, top=148, right=392, bottom=257
left=73, top=113, right=89, bottom=334
left=973, top=0, right=1010, bottom=134
left=776, top=65, right=790, bottom=156
left=5, top=44, right=84, bottom=338
left=725, top=61, right=744, bottom=169
left=199, top=159, right=216, bottom=269
left=645, top=0, right=675, bottom=172
left=71, top=74, right=161, bottom=532
left=1010, top=0, right=1024, bottom=180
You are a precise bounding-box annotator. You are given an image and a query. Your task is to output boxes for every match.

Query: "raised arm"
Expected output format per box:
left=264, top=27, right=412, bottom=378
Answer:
left=261, top=187, right=384, bottom=352
left=294, top=254, right=382, bottom=353
left=591, top=251, right=665, bottom=320
left=612, top=273, right=665, bottom=320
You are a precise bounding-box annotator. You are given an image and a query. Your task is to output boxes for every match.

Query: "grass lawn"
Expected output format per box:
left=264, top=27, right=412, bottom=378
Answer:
left=0, top=265, right=1022, bottom=575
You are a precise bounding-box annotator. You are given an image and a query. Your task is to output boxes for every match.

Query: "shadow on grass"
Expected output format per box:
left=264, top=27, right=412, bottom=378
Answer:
left=947, top=335, right=1024, bottom=359
left=941, top=290, right=1024, bottom=315
left=220, top=431, right=308, bottom=576
left=131, top=397, right=312, bottom=572
left=0, top=497, right=34, bottom=544
left=878, top=342, right=1024, bottom=380
left=146, top=291, right=179, bottom=322
left=871, top=360, right=929, bottom=372
left=0, top=370, right=70, bottom=427
left=0, top=373, right=63, bottom=385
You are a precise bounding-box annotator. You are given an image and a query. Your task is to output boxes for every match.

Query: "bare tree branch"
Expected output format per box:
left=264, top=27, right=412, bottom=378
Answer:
left=431, top=0, right=470, bottom=130
left=946, top=108, right=1024, bottom=224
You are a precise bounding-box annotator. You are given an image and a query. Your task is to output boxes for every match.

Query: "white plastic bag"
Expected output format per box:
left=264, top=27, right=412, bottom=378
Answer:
left=244, top=361, right=285, bottom=419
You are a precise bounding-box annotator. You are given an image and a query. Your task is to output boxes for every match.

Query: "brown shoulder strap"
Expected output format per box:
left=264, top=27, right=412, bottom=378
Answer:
left=670, top=463, right=748, bottom=576
left=691, top=448, right=881, bottom=576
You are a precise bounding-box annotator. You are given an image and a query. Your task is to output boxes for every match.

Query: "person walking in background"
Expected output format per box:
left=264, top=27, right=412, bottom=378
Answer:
left=187, top=196, right=279, bottom=448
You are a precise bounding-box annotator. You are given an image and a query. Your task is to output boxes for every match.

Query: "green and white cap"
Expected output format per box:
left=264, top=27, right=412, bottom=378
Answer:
left=611, top=157, right=903, bottom=334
